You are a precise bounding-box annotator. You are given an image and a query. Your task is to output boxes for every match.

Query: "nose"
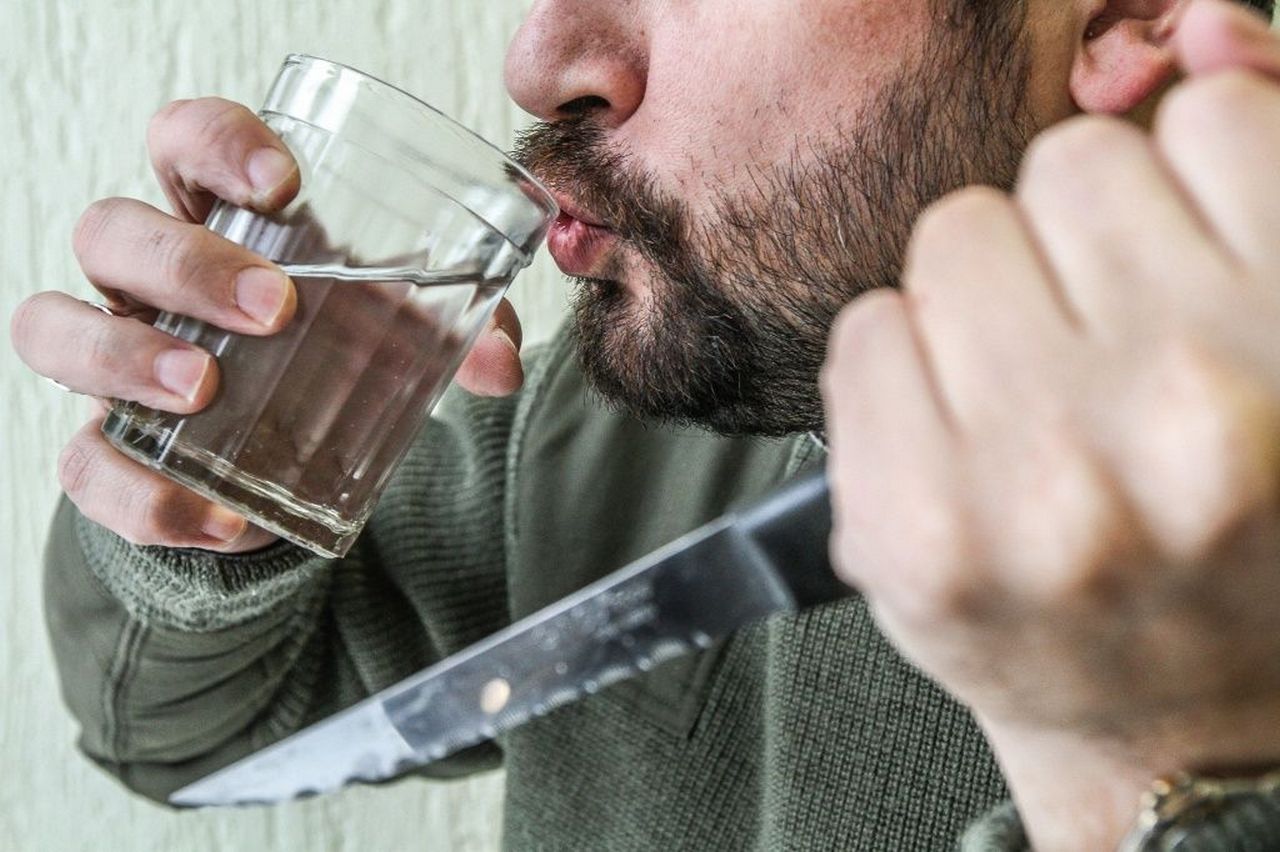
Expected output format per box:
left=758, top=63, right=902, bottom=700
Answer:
left=504, top=0, right=648, bottom=128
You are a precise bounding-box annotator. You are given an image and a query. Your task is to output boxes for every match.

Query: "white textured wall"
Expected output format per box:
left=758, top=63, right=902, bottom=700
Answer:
left=0, top=1, right=563, bottom=850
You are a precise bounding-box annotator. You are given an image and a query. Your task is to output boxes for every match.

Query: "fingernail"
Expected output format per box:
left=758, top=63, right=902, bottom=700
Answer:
left=246, top=147, right=296, bottom=199
left=235, top=267, right=291, bottom=326
left=201, top=506, right=247, bottom=542
left=493, top=325, right=519, bottom=355
left=154, top=349, right=212, bottom=402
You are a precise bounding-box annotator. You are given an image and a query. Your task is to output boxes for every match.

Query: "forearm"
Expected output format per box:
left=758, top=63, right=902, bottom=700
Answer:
left=46, top=496, right=505, bottom=803
left=44, top=381, right=524, bottom=802
left=45, top=496, right=343, bottom=800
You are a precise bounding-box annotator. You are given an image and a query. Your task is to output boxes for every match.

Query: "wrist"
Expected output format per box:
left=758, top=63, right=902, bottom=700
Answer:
left=978, top=720, right=1154, bottom=852
left=978, top=708, right=1280, bottom=852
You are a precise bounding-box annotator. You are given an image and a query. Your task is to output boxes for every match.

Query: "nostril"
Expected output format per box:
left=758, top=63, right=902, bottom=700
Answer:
left=558, top=95, right=611, bottom=118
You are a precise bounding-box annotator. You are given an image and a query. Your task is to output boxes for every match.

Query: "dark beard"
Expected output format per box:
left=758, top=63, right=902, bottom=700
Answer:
left=513, top=12, right=1034, bottom=437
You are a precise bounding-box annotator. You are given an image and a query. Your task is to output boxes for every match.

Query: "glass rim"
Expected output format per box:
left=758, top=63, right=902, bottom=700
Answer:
left=281, top=52, right=558, bottom=223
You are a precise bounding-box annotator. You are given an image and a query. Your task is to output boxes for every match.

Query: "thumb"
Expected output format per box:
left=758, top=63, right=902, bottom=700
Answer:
left=454, top=298, right=525, bottom=397
left=1173, top=0, right=1280, bottom=78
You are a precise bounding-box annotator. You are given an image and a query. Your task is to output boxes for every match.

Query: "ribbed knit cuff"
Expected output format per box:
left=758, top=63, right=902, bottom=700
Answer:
left=959, top=801, right=1030, bottom=852
left=74, top=510, right=330, bottom=633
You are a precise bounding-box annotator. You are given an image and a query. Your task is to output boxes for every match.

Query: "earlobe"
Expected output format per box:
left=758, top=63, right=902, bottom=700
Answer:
left=1069, top=0, right=1184, bottom=115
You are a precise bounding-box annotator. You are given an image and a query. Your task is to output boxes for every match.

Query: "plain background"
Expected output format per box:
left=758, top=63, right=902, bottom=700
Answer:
left=1, top=0, right=565, bottom=850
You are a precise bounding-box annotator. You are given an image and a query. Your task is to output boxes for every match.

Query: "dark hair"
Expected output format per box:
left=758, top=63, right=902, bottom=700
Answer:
left=943, top=0, right=1274, bottom=25
left=1243, top=0, right=1276, bottom=20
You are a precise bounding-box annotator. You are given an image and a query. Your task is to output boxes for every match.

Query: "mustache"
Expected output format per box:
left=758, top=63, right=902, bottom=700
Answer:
left=511, top=118, right=687, bottom=264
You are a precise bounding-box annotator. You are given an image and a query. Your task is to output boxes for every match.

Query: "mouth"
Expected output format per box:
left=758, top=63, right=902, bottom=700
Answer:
left=546, top=192, right=617, bottom=277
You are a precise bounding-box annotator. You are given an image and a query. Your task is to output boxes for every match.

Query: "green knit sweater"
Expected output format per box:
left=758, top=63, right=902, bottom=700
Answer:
left=46, top=326, right=1026, bottom=850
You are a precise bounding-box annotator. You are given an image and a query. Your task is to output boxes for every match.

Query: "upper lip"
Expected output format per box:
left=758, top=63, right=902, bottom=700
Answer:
left=551, top=191, right=611, bottom=229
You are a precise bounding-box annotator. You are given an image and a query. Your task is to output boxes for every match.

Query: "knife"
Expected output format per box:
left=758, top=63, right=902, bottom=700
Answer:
left=170, top=468, right=843, bottom=808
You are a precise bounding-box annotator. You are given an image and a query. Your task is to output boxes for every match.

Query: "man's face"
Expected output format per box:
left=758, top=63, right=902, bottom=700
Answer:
left=506, top=0, right=1063, bottom=436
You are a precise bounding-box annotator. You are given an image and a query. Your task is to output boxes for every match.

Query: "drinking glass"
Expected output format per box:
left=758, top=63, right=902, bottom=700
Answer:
left=103, top=54, right=557, bottom=557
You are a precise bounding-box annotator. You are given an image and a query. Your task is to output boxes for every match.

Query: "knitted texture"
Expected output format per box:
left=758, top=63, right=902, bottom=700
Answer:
left=49, top=330, right=1018, bottom=847
left=73, top=524, right=322, bottom=632
left=495, top=331, right=1012, bottom=850
left=961, top=801, right=1030, bottom=852
left=64, top=327, right=1255, bottom=850
left=49, top=368, right=525, bottom=796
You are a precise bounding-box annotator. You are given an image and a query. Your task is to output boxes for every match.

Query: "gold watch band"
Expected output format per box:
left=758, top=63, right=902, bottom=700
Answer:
left=1119, top=769, right=1280, bottom=851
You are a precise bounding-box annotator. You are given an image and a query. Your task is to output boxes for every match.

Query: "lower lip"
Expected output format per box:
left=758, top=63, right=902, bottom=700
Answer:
left=547, top=214, right=615, bottom=276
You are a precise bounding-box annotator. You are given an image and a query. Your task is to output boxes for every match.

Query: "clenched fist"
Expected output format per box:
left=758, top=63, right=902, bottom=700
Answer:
left=822, top=2, right=1280, bottom=848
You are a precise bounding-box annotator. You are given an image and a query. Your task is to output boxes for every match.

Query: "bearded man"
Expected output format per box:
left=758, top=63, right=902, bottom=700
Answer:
left=13, top=0, right=1280, bottom=848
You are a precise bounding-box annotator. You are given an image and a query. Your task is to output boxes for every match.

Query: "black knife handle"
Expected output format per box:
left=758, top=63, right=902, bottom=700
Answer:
left=735, top=469, right=848, bottom=609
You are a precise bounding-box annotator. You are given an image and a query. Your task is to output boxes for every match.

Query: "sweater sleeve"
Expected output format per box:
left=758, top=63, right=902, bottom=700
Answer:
left=43, top=371, right=531, bottom=806
left=958, top=801, right=1029, bottom=852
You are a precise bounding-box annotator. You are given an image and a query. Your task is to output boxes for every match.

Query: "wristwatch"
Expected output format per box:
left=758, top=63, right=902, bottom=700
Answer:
left=1119, top=769, right=1280, bottom=851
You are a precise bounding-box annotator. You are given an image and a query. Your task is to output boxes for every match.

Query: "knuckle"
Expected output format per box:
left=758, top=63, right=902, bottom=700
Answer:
left=821, top=292, right=902, bottom=403
left=828, top=290, right=900, bottom=360
left=938, top=184, right=1011, bottom=214
left=72, top=197, right=129, bottom=265
left=146, top=99, right=192, bottom=150
left=891, top=507, right=981, bottom=622
left=913, top=186, right=1008, bottom=242
left=57, top=436, right=98, bottom=502
left=196, top=98, right=260, bottom=153
left=905, top=188, right=1010, bottom=292
left=82, top=312, right=125, bottom=374
left=149, top=224, right=217, bottom=301
left=118, top=481, right=183, bottom=546
left=1021, top=115, right=1144, bottom=185
left=10, top=292, right=54, bottom=359
left=999, top=428, right=1130, bottom=603
left=1143, top=337, right=1280, bottom=558
left=1159, top=71, right=1270, bottom=141
left=842, top=479, right=977, bottom=621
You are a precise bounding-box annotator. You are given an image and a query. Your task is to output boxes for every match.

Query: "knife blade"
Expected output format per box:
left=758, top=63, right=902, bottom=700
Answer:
left=170, top=468, right=841, bottom=808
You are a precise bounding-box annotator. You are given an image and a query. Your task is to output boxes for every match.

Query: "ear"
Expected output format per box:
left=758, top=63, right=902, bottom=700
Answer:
left=1070, top=0, right=1186, bottom=115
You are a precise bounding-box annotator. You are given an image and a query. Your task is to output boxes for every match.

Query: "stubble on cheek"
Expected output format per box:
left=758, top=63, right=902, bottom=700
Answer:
left=620, top=0, right=934, bottom=207
left=526, top=1, right=1036, bottom=437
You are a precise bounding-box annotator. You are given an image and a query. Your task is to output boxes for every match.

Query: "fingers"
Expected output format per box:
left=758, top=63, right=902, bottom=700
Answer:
left=72, top=197, right=296, bottom=333
left=903, top=187, right=1076, bottom=430
left=12, top=292, right=219, bottom=412
left=1173, top=0, right=1280, bottom=80
left=1107, top=337, right=1280, bottom=565
left=455, top=298, right=525, bottom=396
left=1016, top=116, right=1230, bottom=337
left=1163, top=0, right=1280, bottom=270
left=821, top=290, right=963, bottom=616
left=1155, top=70, right=1280, bottom=271
left=147, top=97, right=300, bottom=223
left=60, top=417, right=277, bottom=553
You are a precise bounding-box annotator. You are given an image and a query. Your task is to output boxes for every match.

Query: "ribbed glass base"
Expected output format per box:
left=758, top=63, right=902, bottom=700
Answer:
left=103, top=410, right=364, bottom=558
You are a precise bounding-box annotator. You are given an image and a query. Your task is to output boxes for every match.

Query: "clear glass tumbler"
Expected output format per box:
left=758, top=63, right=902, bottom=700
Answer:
left=102, top=54, right=557, bottom=557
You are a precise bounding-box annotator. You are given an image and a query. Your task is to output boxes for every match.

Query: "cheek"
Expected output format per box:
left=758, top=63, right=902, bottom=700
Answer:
left=1022, top=1, right=1086, bottom=125
left=619, top=0, right=933, bottom=207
